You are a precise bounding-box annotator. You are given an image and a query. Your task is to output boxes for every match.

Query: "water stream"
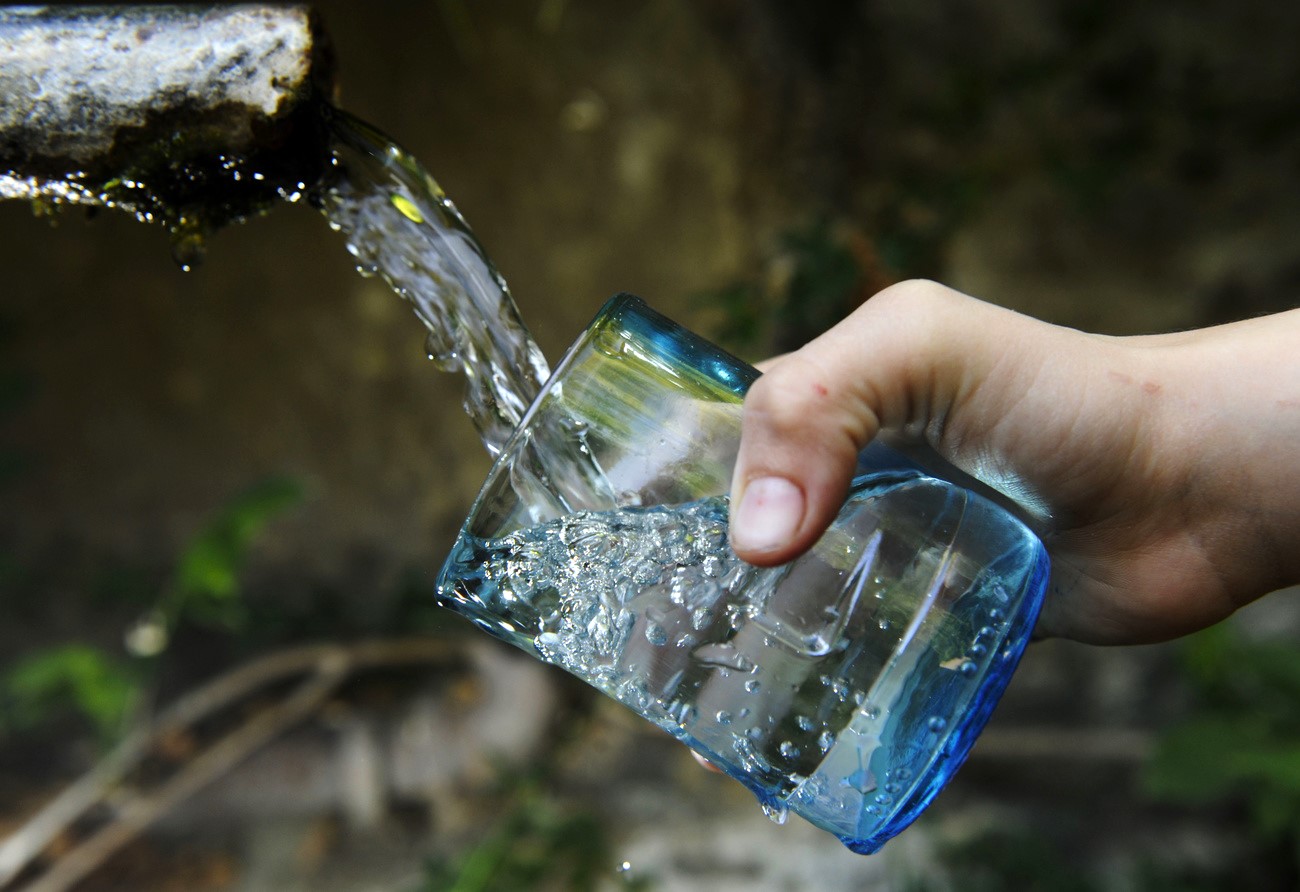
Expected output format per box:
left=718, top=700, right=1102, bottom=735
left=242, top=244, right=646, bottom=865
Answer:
left=313, top=110, right=551, bottom=458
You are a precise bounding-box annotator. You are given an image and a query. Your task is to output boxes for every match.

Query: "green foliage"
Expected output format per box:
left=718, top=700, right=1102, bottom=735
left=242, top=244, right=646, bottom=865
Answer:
left=773, top=219, right=868, bottom=350
left=697, top=219, right=871, bottom=358
left=416, top=778, right=652, bottom=892
left=1, top=475, right=303, bottom=743
left=0, top=645, right=138, bottom=742
left=166, top=475, right=304, bottom=631
left=1146, top=623, right=1300, bottom=867
left=915, top=828, right=1099, bottom=892
left=701, top=281, right=767, bottom=356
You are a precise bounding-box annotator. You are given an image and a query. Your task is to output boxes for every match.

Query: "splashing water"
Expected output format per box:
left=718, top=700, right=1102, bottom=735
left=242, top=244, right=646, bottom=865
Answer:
left=313, top=110, right=551, bottom=457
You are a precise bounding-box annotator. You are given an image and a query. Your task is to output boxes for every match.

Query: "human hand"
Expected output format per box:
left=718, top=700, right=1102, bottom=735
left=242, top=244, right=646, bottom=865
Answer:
left=727, top=280, right=1300, bottom=645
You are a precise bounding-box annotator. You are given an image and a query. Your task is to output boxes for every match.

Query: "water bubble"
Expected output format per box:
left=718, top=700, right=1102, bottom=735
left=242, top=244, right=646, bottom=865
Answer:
left=691, top=606, right=713, bottom=631
left=744, top=678, right=761, bottom=693
left=927, top=716, right=947, bottom=733
left=716, top=710, right=733, bottom=725
left=958, top=659, right=978, bottom=677
left=779, top=741, right=800, bottom=759
left=796, top=715, right=815, bottom=732
left=818, top=731, right=835, bottom=751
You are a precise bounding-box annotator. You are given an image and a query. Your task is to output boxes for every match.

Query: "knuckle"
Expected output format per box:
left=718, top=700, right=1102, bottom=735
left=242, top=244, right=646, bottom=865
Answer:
left=866, top=278, right=962, bottom=322
left=744, top=354, right=833, bottom=433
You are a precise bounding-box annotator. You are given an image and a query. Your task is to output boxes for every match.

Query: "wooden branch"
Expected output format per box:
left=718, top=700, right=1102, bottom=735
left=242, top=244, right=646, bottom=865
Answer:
left=0, top=638, right=460, bottom=891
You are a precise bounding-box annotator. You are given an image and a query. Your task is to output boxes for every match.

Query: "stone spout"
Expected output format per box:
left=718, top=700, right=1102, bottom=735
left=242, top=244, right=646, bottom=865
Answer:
left=0, top=4, right=337, bottom=233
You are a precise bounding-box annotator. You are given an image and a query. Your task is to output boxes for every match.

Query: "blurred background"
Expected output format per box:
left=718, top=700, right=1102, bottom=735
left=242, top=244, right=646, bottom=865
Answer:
left=2, top=1, right=1300, bottom=889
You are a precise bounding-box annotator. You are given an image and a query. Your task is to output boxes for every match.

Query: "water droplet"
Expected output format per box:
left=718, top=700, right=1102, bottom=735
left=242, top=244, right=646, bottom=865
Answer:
left=169, top=224, right=206, bottom=272
left=796, top=715, right=815, bottom=732
left=761, top=801, right=789, bottom=825
left=644, top=622, right=668, bottom=646
left=927, top=716, right=947, bottom=733
left=779, top=741, right=800, bottom=759
left=818, top=731, right=834, bottom=751
left=716, top=710, right=733, bottom=725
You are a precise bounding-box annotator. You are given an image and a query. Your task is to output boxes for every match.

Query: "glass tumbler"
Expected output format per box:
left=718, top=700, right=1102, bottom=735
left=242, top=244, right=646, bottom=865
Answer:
left=436, top=294, right=1049, bottom=853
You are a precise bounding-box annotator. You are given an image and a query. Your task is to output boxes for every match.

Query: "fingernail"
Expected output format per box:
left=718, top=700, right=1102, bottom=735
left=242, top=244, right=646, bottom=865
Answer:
left=731, top=476, right=804, bottom=554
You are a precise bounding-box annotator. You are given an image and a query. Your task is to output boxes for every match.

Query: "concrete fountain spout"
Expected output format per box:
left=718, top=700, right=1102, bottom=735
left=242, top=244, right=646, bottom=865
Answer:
left=0, top=4, right=337, bottom=241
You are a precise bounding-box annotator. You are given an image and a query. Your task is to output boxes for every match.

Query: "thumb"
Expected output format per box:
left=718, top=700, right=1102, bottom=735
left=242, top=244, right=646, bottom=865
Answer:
left=728, top=280, right=988, bottom=565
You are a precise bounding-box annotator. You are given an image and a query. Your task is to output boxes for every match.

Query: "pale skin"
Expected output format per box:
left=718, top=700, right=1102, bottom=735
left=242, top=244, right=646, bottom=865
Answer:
left=726, top=279, right=1300, bottom=646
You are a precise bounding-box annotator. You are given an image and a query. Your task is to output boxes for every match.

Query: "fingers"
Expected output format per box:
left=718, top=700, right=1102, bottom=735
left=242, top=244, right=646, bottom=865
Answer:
left=729, top=280, right=981, bottom=565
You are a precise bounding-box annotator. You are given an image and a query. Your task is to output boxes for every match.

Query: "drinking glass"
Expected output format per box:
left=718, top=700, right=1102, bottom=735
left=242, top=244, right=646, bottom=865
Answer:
left=437, top=294, right=1049, bottom=853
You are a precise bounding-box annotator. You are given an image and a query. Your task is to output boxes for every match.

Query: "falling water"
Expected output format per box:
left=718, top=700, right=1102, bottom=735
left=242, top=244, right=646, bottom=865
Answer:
left=313, top=109, right=551, bottom=457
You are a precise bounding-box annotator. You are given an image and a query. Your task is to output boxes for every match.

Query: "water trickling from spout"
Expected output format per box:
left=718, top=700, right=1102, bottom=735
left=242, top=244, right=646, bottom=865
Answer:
left=312, top=109, right=551, bottom=457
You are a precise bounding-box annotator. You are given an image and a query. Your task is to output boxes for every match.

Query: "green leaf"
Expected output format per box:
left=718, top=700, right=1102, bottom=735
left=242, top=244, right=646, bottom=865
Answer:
left=172, top=476, right=303, bottom=626
left=1, top=645, right=138, bottom=740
